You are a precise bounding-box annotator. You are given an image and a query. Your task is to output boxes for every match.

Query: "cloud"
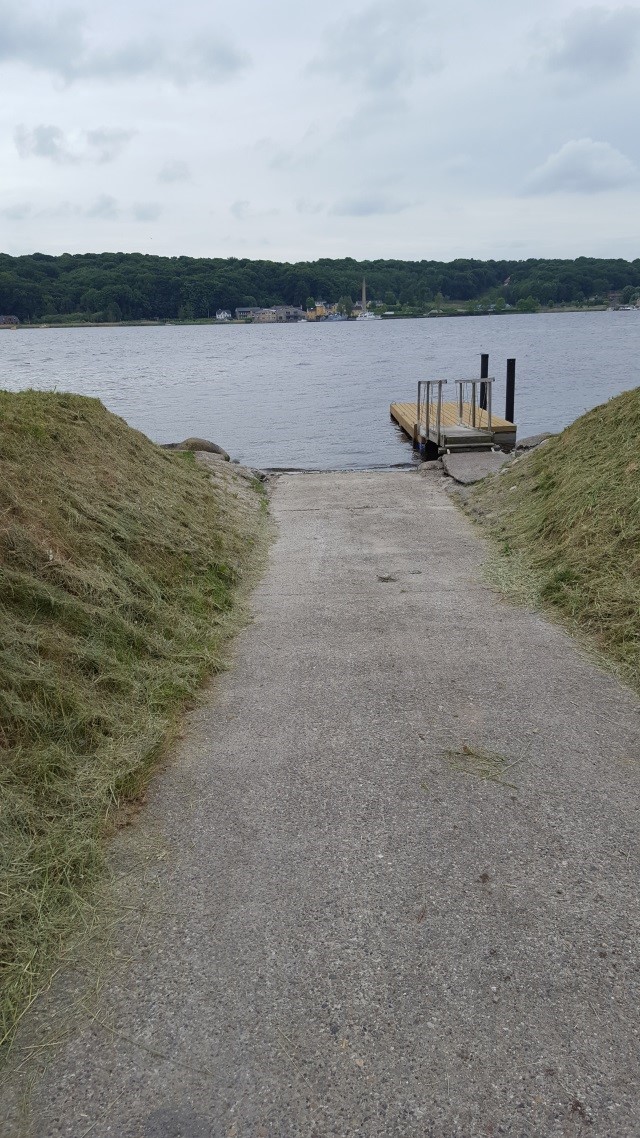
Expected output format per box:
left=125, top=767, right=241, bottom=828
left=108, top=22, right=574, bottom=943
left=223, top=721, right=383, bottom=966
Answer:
left=3, top=201, right=85, bottom=222
left=2, top=197, right=164, bottom=222
left=15, top=124, right=135, bottom=164
left=295, top=198, right=325, bottom=215
left=268, top=125, right=322, bottom=172
left=14, top=124, right=76, bottom=164
left=524, top=138, right=638, bottom=194
left=132, top=202, right=162, bottom=222
left=188, top=36, right=249, bottom=84
left=310, top=0, right=440, bottom=91
left=0, top=3, right=82, bottom=77
left=1, top=203, right=32, bottom=220
left=229, top=199, right=280, bottom=222
left=230, top=199, right=250, bottom=220
left=330, top=194, right=411, bottom=217
left=158, top=160, right=191, bottom=184
left=542, top=5, right=640, bottom=85
left=83, top=35, right=248, bottom=85
left=0, top=2, right=248, bottom=85
left=85, top=128, right=136, bottom=163
left=86, top=194, right=120, bottom=219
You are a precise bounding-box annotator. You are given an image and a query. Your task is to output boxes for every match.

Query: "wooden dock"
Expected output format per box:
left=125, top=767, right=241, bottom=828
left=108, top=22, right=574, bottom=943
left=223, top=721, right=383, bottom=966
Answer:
left=391, top=399, right=517, bottom=455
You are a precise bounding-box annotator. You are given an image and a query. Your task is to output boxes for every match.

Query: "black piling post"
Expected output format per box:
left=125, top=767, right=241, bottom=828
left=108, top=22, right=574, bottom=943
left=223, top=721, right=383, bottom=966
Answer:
left=506, top=358, right=516, bottom=423
left=479, top=353, right=489, bottom=411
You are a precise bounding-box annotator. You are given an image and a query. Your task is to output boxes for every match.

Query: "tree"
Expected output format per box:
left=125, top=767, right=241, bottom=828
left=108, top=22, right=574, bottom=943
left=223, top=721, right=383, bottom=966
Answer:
left=80, top=288, right=102, bottom=313
left=337, top=295, right=353, bottom=316
left=0, top=252, right=639, bottom=324
left=416, top=282, right=432, bottom=307
left=306, top=296, right=315, bottom=311
left=516, top=296, right=540, bottom=314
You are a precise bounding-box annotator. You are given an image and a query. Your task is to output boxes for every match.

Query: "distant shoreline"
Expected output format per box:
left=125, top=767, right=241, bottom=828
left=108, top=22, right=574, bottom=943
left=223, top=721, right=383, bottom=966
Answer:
left=7, top=306, right=613, bottom=331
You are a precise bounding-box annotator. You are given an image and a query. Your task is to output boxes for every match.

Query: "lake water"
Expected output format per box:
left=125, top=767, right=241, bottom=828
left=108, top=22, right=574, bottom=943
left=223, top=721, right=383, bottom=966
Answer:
left=2, top=311, right=639, bottom=469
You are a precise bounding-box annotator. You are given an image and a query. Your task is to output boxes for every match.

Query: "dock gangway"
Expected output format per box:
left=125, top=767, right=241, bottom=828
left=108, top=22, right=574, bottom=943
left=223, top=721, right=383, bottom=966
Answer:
left=416, top=378, right=497, bottom=453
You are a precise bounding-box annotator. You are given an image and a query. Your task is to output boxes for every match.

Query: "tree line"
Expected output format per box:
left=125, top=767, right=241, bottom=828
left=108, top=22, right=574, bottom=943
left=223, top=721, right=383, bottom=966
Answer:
left=1, top=252, right=639, bottom=323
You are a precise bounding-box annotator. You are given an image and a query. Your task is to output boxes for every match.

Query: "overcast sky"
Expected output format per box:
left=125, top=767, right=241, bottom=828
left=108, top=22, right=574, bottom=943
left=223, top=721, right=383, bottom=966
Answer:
left=2, top=0, right=640, bottom=261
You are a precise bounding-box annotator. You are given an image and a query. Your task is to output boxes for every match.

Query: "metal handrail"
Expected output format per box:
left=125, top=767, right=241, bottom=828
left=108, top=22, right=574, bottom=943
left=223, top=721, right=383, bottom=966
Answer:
left=436, top=380, right=446, bottom=440
left=418, top=380, right=447, bottom=446
left=454, top=378, right=494, bottom=432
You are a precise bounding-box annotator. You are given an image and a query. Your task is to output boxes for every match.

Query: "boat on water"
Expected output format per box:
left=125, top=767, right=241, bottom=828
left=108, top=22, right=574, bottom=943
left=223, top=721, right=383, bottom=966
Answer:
left=356, top=278, right=380, bottom=320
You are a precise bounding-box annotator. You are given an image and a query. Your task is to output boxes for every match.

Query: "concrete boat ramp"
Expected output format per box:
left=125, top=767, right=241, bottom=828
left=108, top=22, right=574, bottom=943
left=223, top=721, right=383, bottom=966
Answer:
left=3, top=470, right=640, bottom=1137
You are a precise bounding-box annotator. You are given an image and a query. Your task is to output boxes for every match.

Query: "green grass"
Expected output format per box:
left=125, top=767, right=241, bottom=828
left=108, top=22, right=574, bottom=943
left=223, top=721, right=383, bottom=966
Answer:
left=0, top=391, right=270, bottom=1050
left=468, top=386, right=640, bottom=691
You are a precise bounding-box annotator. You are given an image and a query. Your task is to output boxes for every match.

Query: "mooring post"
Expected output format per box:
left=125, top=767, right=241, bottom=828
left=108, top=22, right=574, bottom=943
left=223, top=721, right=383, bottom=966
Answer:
left=506, top=358, right=516, bottom=423
left=479, top=353, right=489, bottom=411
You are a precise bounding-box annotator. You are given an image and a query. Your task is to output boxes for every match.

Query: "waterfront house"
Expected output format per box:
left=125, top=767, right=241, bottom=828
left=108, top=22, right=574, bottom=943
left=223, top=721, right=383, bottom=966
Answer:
left=235, top=306, right=263, bottom=319
left=238, top=305, right=305, bottom=323
left=306, top=300, right=329, bottom=321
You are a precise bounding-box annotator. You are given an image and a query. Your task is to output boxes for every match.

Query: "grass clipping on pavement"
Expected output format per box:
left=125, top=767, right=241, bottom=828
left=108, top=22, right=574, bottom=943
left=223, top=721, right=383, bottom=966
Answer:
left=468, top=386, right=640, bottom=693
left=0, top=391, right=270, bottom=1049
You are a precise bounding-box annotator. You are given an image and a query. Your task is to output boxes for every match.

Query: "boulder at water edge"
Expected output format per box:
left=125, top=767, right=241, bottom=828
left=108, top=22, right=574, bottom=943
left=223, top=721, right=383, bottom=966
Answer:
left=162, top=438, right=231, bottom=461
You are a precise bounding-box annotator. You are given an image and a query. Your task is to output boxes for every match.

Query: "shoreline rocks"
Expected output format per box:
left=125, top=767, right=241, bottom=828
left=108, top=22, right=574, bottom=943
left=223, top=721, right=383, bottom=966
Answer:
left=162, top=437, right=231, bottom=461
left=515, top=432, right=556, bottom=452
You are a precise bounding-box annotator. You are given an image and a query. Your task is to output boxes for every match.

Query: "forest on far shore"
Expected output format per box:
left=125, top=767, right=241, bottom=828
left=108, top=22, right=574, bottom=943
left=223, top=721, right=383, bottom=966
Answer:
left=2, top=252, right=640, bottom=324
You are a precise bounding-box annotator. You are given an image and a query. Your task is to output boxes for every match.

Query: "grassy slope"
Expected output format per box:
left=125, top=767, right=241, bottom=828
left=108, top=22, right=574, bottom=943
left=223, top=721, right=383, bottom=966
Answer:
left=0, top=391, right=270, bottom=1047
left=469, top=387, right=640, bottom=691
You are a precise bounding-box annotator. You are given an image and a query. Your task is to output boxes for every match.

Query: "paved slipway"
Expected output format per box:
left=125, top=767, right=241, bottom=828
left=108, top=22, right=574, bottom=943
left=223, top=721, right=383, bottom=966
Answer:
left=3, top=470, right=640, bottom=1138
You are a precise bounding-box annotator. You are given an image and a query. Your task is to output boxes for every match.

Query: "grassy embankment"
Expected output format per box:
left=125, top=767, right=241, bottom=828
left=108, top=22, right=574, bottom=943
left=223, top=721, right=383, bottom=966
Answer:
left=468, top=386, right=640, bottom=693
left=0, top=392, right=270, bottom=1050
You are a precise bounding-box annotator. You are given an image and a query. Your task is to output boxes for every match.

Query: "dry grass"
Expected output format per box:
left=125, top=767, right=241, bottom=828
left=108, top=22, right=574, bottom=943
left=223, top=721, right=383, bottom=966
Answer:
left=468, top=386, right=640, bottom=692
left=0, top=391, right=271, bottom=1051
left=443, top=744, right=519, bottom=788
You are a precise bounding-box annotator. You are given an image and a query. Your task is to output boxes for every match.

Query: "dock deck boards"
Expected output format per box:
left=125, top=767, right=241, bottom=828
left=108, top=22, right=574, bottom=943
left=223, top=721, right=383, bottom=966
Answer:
left=390, top=401, right=516, bottom=438
left=390, top=401, right=517, bottom=452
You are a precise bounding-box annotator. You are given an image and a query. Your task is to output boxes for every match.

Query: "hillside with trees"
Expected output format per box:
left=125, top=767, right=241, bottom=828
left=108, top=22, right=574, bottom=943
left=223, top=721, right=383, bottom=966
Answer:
left=1, top=252, right=640, bottom=323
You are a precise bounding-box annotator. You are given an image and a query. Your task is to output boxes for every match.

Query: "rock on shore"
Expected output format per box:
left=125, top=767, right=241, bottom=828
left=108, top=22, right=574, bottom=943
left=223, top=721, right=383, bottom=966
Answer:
left=161, top=437, right=231, bottom=461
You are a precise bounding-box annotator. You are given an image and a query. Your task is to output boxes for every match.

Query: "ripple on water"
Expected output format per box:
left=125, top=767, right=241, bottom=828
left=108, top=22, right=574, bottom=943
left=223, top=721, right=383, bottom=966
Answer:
left=1, top=314, right=638, bottom=468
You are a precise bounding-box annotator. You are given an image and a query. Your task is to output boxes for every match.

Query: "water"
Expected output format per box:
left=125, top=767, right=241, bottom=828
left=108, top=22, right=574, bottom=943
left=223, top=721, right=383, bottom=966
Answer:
left=2, top=312, right=639, bottom=469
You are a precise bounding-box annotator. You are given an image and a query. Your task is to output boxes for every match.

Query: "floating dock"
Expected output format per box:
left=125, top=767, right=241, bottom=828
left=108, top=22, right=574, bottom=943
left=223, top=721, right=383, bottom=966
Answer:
left=391, top=379, right=517, bottom=457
